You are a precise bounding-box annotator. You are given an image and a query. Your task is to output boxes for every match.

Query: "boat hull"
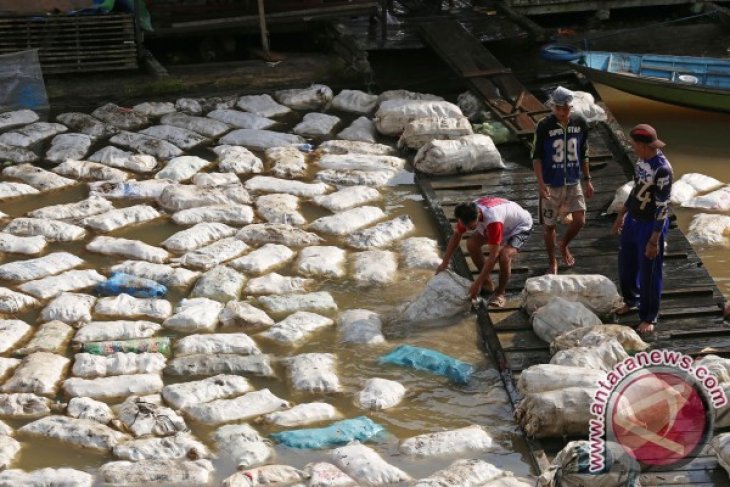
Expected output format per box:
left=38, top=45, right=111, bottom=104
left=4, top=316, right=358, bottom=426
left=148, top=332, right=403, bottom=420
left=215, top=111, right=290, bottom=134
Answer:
left=571, top=64, right=730, bottom=113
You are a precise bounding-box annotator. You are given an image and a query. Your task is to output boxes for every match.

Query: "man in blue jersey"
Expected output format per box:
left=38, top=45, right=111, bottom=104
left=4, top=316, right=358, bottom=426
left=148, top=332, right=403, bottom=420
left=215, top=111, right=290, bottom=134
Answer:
left=532, top=86, right=593, bottom=274
left=612, top=124, right=673, bottom=335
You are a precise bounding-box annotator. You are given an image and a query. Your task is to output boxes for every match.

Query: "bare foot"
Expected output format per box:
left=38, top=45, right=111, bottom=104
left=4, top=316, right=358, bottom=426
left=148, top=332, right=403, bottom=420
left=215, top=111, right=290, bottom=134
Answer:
left=637, top=321, right=655, bottom=335
left=489, top=294, right=507, bottom=308
left=547, top=258, right=558, bottom=275
left=558, top=241, right=575, bottom=267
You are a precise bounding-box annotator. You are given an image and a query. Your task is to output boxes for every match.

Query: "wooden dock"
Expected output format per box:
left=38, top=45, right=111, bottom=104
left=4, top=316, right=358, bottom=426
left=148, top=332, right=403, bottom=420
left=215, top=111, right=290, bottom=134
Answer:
left=415, top=19, right=729, bottom=485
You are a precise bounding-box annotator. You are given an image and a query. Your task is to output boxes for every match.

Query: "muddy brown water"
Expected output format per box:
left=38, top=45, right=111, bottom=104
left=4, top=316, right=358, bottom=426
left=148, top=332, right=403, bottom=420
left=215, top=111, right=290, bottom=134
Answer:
left=0, top=110, right=533, bottom=484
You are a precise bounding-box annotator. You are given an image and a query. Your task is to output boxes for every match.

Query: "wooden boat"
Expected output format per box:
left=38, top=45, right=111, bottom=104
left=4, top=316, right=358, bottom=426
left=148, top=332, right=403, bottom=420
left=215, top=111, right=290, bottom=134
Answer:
left=568, top=50, right=730, bottom=113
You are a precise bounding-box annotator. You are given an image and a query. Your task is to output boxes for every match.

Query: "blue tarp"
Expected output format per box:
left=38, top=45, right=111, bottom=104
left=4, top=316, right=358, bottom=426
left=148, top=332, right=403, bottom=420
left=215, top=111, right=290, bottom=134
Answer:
left=379, top=344, right=474, bottom=384
left=270, top=417, right=385, bottom=449
left=96, top=272, right=167, bottom=298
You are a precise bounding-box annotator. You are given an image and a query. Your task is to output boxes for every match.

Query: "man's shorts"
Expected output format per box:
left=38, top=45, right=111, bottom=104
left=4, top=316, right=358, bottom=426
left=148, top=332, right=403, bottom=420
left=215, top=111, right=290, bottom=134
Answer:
left=505, top=229, right=532, bottom=250
left=539, top=184, right=586, bottom=226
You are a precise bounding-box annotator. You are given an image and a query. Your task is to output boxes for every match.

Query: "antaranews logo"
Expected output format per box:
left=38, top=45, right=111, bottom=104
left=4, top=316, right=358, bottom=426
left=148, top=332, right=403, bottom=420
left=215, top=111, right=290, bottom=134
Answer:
left=589, top=349, right=727, bottom=473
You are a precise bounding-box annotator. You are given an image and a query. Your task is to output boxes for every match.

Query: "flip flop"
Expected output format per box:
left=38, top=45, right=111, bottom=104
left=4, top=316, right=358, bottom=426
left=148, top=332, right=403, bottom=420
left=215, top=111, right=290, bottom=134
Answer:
left=614, top=303, right=637, bottom=316
left=488, top=294, right=507, bottom=308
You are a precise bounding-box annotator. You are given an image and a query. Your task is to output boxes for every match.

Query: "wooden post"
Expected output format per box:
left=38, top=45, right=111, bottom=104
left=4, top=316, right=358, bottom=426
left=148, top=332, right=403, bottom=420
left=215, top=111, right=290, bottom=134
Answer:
left=133, top=0, right=143, bottom=61
left=257, top=0, right=271, bottom=57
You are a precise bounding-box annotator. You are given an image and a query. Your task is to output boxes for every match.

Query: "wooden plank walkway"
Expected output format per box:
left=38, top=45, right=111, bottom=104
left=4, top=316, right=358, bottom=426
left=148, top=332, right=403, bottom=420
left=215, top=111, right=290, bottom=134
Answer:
left=415, top=18, right=728, bottom=484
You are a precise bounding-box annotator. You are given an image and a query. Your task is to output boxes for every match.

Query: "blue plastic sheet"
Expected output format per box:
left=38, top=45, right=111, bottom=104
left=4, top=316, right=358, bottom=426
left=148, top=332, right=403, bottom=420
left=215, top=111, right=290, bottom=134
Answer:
left=0, top=50, right=48, bottom=112
left=270, top=416, right=385, bottom=449
left=96, top=272, right=167, bottom=298
left=379, top=345, right=474, bottom=384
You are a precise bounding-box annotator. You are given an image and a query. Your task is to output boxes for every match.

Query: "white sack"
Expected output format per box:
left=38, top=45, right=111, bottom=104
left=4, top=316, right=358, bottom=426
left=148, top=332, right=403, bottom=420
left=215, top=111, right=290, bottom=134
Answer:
left=89, top=179, right=174, bottom=200
left=52, top=160, right=127, bottom=181
left=236, top=223, right=322, bottom=247
left=0, top=109, right=39, bottom=130
left=606, top=181, right=633, bottom=214
left=173, top=204, right=254, bottom=226
left=228, top=243, right=295, bottom=274
left=262, top=402, right=342, bottom=427
left=378, top=89, right=443, bottom=103
left=275, top=84, right=333, bottom=110
left=0, top=393, right=50, bottom=419
left=2, top=165, right=72, bottom=191
left=516, top=364, right=604, bottom=395
left=0, top=468, right=93, bottom=487
left=213, top=424, right=274, bottom=470
left=338, top=309, right=385, bottom=345
left=62, top=373, right=164, bottom=400
left=398, top=116, right=473, bottom=150
left=0, top=232, right=46, bottom=255
left=297, top=246, right=347, bottom=278
left=15, top=321, right=73, bottom=356
left=413, top=133, right=504, bottom=175
left=256, top=193, right=305, bottom=225
left=352, top=250, right=398, bottom=285
left=113, top=432, right=209, bottom=461
left=72, top=352, right=166, bottom=378
left=219, top=129, right=304, bottom=151
left=98, top=459, right=213, bottom=485
left=222, top=465, right=305, bottom=487
left=218, top=301, right=275, bottom=330
left=313, top=185, right=380, bottom=212
left=305, top=462, right=358, bottom=487
left=109, top=131, right=182, bottom=159
left=316, top=168, right=397, bottom=187
left=111, top=260, right=199, bottom=287
left=177, top=237, right=249, bottom=270
left=550, top=339, right=628, bottom=372
left=347, top=215, right=414, bottom=249
left=684, top=185, right=730, bottom=212
left=288, top=353, right=341, bottom=393
left=332, top=89, right=378, bottom=113
left=245, top=175, right=329, bottom=197
left=88, top=146, right=157, bottom=173
left=400, top=425, right=493, bottom=457
left=82, top=204, right=161, bottom=232
left=94, top=294, right=173, bottom=320
left=214, top=145, right=264, bottom=175
left=260, top=311, right=333, bottom=345
left=355, top=378, right=405, bottom=410
left=400, top=237, right=441, bottom=270
left=331, top=443, right=412, bottom=485
left=531, top=296, right=603, bottom=343
left=67, top=396, right=114, bottom=424
left=175, top=333, right=259, bottom=356
left=87, top=236, right=170, bottom=263
left=208, top=109, right=276, bottom=130
left=19, top=415, right=129, bottom=452
left=74, top=320, right=161, bottom=342
left=18, top=269, right=105, bottom=300
left=1, top=352, right=70, bottom=396
left=515, top=386, right=593, bottom=438
left=551, top=324, right=649, bottom=354
left=375, top=100, right=462, bottom=136
left=294, top=112, right=340, bottom=136
left=92, top=103, right=148, bottom=130
left=140, top=125, right=208, bottom=150
left=155, top=155, right=211, bottom=182
left=0, top=182, right=38, bottom=201
left=162, top=374, right=252, bottom=410
left=161, top=112, right=230, bottom=137
left=115, top=396, right=187, bottom=437
left=317, top=153, right=406, bottom=172
left=162, top=298, right=223, bottom=333
left=4, top=218, right=86, bottom=241
left=0, top=287, right=38, bottom=313
left=0, top=123, right=67, bottom=149
left=687, top=213, right=730, bottom=247
left=28, top=195, right=113, bottom=222
left=45, top=133, right=92, bottom=163
left=336, top=117, right=377, bottom=143
left=0, top=251, right=83, bottom=281
left=245, top=273, right=313, bottom=295
left=162, top=222, right=237, bottom=253
left=258, top=291, right=337, bottom=314
left=522, top=274, right=623, bottom=315
left=157, top=183, right=250, bottom=211
left=310, top=206, right=385, bottom=235
left=0, top=320, right=32, bottom=354
left=190, top=265, right=246, bottom=302
left=164, top=354, right=274, bottom=377
left=184, top=388, right=290, bottom=425
left=192, top=171, right=240, bottom=187
left=237, top=94, right=291, bottom=118
left=133, top=101, right=176, bottom=117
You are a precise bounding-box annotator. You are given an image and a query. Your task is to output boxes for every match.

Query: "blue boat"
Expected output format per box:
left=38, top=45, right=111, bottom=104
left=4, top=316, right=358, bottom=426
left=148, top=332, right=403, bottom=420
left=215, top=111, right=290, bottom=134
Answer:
left=568, top=50, right=730, bottom=113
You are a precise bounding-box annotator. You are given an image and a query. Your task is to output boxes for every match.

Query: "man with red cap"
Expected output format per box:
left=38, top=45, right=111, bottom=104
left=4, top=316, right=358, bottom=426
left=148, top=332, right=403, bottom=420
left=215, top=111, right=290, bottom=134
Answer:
left=612, top=124, right=673, bottom=335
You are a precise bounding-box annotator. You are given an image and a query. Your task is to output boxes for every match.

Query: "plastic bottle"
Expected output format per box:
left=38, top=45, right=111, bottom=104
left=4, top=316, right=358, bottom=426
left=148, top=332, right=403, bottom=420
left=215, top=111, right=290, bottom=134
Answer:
left=297, top=143, right=315, bottom=153
left=96, top=272, right=167, bottom=298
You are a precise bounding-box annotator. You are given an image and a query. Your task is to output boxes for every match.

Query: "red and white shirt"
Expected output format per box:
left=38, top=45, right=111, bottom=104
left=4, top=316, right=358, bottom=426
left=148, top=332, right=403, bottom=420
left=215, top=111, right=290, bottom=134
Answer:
left=455, top=197, right=533, bottom=245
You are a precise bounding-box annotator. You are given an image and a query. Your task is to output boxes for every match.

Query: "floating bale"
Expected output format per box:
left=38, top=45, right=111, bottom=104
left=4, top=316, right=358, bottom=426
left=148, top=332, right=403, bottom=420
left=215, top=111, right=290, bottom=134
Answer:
left=271, top=416, right=385, bottom=449
left=379, top=345, right=473, bottom=384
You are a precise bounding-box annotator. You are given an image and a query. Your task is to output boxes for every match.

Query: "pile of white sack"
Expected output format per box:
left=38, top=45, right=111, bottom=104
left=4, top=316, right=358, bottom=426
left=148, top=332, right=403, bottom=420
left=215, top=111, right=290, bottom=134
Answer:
left=0, top=87, right=528, bottom=485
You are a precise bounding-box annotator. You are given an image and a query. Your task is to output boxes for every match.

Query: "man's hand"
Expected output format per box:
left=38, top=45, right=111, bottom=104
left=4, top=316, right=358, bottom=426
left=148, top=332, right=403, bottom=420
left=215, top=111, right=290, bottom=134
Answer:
left=469, top=280, right=482, bottom=301
left=584, top=180, right=594, bottom=199
left=611, top=213, right=625, bottom=235
left=435, top=261, right=449, bottom=274
left=539, top=183, right=551, bottom=200
left=645, top=240, right=659, bottom=260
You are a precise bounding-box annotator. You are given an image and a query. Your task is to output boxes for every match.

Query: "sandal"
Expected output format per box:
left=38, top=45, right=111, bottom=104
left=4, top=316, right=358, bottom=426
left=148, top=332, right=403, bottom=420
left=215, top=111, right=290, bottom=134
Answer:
left=614, top=303, right=637, bottom=316
left=488, top=294, right=507, bottom=308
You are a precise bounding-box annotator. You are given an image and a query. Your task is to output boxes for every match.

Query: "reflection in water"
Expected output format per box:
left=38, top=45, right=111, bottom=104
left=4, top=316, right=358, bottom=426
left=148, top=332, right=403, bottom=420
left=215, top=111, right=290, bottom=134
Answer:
left=597, top=84, right=730, bottom=298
